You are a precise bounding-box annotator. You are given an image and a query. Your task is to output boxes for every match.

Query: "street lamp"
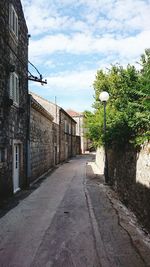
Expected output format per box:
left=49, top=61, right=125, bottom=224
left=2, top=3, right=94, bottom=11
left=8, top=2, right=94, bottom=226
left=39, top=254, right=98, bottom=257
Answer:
left=99, top=91, right=109, bottom=184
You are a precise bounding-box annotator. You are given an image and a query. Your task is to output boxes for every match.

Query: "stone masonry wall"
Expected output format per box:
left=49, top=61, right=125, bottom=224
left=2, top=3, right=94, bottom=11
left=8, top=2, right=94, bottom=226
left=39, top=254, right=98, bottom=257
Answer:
left=30, top=92, right=60, bottom=124
left=30, top=103, right=54, bottom=182
left=70, top=115, right=89, bottom=154
left=95, top=147, right=105, bottom=174
left=96, top=143, right=150, bottom=231
left=30, top=92, right=77, bottom=163
left=59, top=110, right=76, bottom=162
left=52, top=122, right=59, bottom=165
left=59, top=110, right=69, bottom=162
left=0, top=0, right=28, bottom=197
left=76, top=136, right=81, bottom=155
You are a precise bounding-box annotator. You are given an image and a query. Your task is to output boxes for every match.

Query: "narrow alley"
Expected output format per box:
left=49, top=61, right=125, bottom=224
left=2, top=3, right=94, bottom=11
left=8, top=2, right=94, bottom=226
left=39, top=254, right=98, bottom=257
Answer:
left=0, top=154, right=150, bottom=267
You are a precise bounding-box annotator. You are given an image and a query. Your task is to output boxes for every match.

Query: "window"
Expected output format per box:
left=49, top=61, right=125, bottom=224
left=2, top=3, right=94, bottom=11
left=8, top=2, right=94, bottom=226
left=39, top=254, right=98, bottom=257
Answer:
left=69, top=123, right=71, bottom=134
left=9, top=72, right=19, bottom=105
left=64, top=120, right=68, bottom=133
left=72, top=125, right=75, bottom=136
left=9, top=4, right=18, bottom=38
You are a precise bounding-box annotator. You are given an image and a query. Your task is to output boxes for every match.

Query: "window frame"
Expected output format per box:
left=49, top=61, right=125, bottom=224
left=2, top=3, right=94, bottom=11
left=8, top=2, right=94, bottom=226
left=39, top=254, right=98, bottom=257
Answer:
left=69, top=123, right=71, bottom=134
left=9, top=72, right=19, bottom=106
left=9, top=4, right=18, bottom=39
left=64, top=120, right=68, bottom=133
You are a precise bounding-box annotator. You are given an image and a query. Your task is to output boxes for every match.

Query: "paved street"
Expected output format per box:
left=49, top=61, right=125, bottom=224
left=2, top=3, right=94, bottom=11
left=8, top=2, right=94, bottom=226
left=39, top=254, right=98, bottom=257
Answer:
left=0, top=154, right=150, bottom=267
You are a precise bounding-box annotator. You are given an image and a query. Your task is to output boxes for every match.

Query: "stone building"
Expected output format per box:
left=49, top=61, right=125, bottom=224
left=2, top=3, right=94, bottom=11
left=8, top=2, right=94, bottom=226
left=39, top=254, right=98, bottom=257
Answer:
left=66, top=109, right=91, bottom=153
left=59, top=108, right=76, bottom=162
left=0, top=0, right=28, bottom=198
left=52, top=122, right=59, bottom=165
left=30, top=92, right=77, bottom=162
left=28, top=95, right=54, bottom=182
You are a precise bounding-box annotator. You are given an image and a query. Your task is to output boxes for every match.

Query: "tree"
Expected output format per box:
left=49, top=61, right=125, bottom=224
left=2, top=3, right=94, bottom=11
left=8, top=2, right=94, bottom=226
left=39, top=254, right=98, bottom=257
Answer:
left=84, top=50, right=150, bottom=148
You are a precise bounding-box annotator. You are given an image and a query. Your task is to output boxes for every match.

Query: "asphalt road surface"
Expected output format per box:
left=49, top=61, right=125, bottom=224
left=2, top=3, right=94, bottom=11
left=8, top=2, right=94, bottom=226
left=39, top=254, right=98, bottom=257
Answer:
left=0, top=154, right=150, bottom=267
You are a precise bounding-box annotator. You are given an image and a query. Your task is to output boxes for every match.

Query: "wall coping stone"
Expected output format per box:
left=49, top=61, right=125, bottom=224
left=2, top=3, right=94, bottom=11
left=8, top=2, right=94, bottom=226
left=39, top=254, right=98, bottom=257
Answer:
left=31, top=96, right=54, bottom=122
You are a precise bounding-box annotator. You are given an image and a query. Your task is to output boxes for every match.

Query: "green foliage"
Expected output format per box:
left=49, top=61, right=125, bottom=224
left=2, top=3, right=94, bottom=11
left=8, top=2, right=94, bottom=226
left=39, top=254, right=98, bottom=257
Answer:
left=84, top=110, right=104, bottom=147
left=85, top=50, right=150, bottom=148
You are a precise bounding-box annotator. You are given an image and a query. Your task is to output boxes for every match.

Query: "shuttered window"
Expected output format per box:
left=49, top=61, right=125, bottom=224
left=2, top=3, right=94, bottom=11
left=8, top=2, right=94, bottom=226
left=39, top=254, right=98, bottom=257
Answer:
left=64, top=120, right=67, bottom=133
left=9, top=4, right=18, bottom=38
left=9, top=73, right=19, bottom=105
left=69, top=123, right=71, bottom=134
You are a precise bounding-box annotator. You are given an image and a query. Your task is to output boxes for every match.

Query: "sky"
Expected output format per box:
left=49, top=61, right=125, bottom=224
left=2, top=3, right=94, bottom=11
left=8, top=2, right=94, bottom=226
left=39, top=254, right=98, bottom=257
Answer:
left=21, top=0, right=150, bottom=112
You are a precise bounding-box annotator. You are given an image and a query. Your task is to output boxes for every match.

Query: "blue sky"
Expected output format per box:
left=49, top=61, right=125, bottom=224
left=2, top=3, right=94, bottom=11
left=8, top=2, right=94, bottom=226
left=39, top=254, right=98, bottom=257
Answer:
left=22, top=0, right=150, bottom=112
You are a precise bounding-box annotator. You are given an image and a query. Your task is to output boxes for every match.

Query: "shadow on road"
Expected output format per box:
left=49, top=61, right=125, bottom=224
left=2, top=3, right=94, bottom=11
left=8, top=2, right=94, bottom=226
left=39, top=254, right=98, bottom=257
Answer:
left=0, top=167, right=57, bottom=218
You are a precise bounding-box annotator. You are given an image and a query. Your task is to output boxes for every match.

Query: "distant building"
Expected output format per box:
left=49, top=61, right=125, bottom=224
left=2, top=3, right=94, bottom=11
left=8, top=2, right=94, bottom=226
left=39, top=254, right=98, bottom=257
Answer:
left=0, top=0, right=29, bottom=197
left=66, top=109, right=90, bottom=153
left=30, top=92, right=77, bottom=162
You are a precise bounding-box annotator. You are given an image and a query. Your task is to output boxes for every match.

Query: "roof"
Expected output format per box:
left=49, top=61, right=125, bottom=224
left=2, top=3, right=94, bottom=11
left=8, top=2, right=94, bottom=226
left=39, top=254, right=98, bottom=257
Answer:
left=30, top=92, right=76, bottom=124
left=31, top=96, right=54, bottom=122
left=66, top=109, right=83, bottom=117
left=30, top=91, right=61, bottom=110
left=60, top=108, right=77, bottom=124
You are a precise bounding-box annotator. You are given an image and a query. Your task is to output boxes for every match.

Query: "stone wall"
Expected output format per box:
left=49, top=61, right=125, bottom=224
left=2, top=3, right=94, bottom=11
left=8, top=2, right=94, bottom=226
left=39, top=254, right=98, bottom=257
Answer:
left=30, top=92, right=60, bottom=124
left=95, top=147, right=105, bottom=174
left=30, top=99, right=54, bottom=182
left=59, top=109, right=76, bottom=160
left=67, top=112, right=90, bottom=154
left=96, top=143, right=150, bottom=231
left=0, top=0, right=28, bottom=198
left=136, top=144, right=150, bottom=188
left=72, top=135, right=77, bottom=156
left=76, top=136, right=81, bottom=155
left=30, top=92, right=77, bottom=163
left=59, top=110, right=73, bottom=162
left=52, top=122, right=60, bottom=165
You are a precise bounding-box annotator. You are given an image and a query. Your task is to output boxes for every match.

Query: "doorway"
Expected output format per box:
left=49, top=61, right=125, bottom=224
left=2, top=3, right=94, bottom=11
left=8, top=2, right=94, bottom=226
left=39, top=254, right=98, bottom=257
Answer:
left=13, top=144, right=20, bottom=193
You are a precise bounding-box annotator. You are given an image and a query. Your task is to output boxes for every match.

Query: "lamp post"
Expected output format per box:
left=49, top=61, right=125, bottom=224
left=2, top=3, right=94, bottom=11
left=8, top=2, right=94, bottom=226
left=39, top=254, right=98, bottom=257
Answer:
left=99, top=91, right=109, bottom=184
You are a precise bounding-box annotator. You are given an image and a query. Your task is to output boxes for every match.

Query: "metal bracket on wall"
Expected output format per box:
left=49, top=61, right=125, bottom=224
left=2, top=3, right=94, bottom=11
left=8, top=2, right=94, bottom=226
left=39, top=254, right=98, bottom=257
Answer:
left=28, top=61, right=47, bottom=85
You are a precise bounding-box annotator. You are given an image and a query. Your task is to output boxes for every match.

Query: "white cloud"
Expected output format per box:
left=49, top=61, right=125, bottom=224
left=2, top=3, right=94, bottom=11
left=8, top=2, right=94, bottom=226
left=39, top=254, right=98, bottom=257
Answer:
left=44, top=60, right=56, bottom=68
left=30, top=68, right=96, bottom=111
left=23, top=0, right=150, bottom=111
left=22, top=0, right=150, bottom=36
left=29, top=30, right=150, bottom=62
left=108, top=0, right=150, bottom=21
left=46, top=69, right=96, bottom=93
